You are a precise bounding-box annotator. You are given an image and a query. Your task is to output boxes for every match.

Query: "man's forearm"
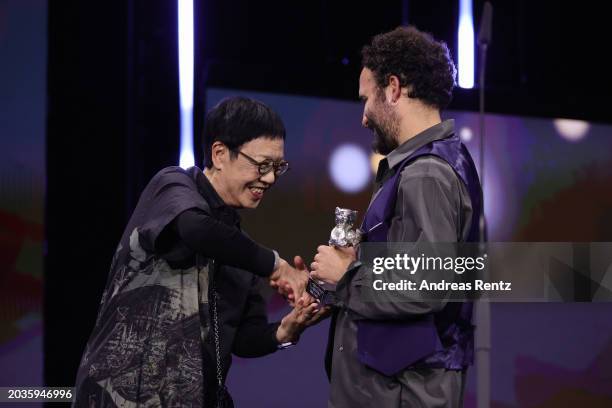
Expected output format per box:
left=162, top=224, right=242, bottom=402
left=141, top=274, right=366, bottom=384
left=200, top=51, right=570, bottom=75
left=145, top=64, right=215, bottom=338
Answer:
left=334, top=263, right=449, bottom=320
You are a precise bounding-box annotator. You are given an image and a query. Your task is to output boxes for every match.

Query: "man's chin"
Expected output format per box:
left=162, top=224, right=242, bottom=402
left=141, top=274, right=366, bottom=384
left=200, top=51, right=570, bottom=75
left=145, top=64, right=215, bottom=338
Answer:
left=372, top=141, right=395, bottom=156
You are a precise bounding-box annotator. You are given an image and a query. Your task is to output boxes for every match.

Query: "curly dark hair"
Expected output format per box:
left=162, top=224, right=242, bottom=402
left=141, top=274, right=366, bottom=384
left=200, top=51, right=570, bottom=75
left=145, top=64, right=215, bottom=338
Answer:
left=361, top=26, right=457, bottom=109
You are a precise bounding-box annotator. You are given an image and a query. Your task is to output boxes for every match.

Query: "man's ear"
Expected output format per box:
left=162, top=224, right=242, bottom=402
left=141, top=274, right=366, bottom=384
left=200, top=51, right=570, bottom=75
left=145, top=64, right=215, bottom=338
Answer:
left=210, top=141, right=227, bottom=170
left=385, top=75, right=402, bottom=104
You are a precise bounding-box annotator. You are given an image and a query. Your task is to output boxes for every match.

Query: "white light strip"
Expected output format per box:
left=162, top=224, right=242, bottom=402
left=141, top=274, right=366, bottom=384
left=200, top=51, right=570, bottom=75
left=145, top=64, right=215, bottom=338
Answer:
left=178, top=0, right=195, bottom=168
left=458, top=0, right=475, bottom=89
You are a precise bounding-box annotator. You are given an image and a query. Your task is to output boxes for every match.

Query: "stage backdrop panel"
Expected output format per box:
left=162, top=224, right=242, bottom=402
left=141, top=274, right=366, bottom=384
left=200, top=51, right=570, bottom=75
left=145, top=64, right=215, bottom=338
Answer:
left=0, top=0, right=47, bottom=390
left=206, top=87, right=612, bottom=408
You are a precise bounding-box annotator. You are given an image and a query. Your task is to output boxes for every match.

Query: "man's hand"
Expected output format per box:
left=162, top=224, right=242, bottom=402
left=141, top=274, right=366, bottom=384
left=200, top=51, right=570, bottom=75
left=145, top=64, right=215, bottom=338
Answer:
left=269, top=257, right=309, bottom=305
left=310, top=245, right=357, bottom=285
left=276, top=297, right=332, bottom=343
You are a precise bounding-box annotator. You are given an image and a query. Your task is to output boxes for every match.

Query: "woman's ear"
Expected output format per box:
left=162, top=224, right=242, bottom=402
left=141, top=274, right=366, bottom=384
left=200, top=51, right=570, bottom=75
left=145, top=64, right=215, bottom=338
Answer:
left=210, top=141, right=227, bottom=170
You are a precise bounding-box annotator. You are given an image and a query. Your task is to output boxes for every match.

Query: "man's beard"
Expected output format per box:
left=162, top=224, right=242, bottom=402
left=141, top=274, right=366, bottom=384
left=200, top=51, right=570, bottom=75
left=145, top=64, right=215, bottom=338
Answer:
left=368, top=104, right=400, bottom=156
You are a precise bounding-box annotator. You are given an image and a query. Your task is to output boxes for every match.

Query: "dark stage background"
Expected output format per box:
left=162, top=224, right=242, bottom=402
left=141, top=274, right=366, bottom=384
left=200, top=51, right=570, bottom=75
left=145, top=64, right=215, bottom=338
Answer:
left=1, top=0, right=611, bottom=407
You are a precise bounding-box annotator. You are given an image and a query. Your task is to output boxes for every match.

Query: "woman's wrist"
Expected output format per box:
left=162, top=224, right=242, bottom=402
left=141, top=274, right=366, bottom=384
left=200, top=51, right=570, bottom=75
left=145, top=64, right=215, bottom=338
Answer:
left=276, top=316, right=300, bottom=344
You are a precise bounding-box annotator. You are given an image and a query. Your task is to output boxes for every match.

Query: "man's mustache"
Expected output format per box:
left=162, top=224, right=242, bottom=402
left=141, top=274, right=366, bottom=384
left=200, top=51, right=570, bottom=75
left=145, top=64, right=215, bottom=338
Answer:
left=367, top=121, right=382, bottom=136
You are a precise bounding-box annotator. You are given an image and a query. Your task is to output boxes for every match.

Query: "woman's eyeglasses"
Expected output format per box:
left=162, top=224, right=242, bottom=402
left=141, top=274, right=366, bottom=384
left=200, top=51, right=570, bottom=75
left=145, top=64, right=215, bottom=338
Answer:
left=237, top=151, right=290, bottom=176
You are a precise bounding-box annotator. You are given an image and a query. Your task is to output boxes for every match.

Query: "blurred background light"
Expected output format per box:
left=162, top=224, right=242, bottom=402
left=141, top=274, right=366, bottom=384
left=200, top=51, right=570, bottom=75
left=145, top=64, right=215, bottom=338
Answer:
left=554, top=118, right=590, bottom=142
left=178, top=0, right=195, bottom=168
left=329, top=144, right=371, bottom=193
left=370, top=152, right=385, bottom=174
left=460, top=126, right=474, bottom=142
left=458, top=0, right=475, bottom=89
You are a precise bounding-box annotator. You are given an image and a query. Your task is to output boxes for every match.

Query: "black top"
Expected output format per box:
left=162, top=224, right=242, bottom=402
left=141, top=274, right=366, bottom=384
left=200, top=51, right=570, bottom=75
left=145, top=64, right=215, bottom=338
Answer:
left=156, top=168, right=275, bottom=277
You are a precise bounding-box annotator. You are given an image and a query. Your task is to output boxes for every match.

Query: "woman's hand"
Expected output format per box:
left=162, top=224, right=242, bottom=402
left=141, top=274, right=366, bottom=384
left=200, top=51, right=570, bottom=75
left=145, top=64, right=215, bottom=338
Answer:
left=276, top=296, right=332, bottom=343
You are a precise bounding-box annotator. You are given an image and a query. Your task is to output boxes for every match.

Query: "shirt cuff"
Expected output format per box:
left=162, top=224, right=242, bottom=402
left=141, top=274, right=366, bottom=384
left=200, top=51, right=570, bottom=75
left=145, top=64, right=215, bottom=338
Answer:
left=272, top=249, right=280, bottom=272
left=265, top=322, right=283, bottom=353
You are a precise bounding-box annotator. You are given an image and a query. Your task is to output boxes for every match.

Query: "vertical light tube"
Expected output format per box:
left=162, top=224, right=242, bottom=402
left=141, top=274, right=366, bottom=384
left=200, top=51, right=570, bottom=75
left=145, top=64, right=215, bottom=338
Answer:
left=178, top=0, right=195, bottom=168
left=458, top=0, right=475, bottom=89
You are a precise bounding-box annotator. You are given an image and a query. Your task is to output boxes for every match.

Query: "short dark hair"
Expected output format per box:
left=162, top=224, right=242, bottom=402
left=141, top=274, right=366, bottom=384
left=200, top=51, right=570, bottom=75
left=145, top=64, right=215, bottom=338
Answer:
left=202, top=96, right=286, bottom=169
left=361, top=26, right=457, bottom=109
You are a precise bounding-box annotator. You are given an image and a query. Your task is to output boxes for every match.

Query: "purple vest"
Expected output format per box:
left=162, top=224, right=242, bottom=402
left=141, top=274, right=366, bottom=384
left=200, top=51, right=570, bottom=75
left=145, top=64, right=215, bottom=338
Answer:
left=357, top=133, right=482, bottom=376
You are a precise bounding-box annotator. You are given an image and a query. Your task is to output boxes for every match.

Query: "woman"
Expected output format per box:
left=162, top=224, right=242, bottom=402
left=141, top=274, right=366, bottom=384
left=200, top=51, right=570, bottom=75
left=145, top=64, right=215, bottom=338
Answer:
left=74, top=97, right=323, bottom=407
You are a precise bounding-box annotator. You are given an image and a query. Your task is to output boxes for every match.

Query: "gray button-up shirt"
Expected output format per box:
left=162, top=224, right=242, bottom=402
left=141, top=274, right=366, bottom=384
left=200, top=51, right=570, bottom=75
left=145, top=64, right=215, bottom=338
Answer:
left=328, top=119, right=472, bottom=408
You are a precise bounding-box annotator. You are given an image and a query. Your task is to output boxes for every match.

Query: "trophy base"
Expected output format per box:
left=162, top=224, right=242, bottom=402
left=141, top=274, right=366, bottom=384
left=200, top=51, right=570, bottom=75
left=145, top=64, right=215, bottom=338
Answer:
left=306, top=278, right=337, bottom=306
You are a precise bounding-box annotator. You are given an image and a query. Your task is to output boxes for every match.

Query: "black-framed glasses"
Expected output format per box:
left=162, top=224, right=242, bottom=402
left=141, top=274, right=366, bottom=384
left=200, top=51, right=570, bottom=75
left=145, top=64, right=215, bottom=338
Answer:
left=237, top=151, right=290, bottom=176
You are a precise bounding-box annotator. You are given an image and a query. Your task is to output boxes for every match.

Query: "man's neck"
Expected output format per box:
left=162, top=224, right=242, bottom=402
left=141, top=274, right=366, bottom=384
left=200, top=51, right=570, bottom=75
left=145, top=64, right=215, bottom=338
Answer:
left=396, top=105, right=442, bottom=146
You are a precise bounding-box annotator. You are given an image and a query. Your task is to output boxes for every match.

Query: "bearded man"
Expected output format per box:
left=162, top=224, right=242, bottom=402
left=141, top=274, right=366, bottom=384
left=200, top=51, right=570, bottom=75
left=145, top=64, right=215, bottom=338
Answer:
left=310, top=26, right=483, bottom=408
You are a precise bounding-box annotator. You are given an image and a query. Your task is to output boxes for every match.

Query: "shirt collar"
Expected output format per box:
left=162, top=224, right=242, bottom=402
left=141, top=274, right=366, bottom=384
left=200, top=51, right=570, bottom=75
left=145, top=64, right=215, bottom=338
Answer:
left=385, top=119, right=455, bottom=169
left=191, top=167, right=241, bottom=225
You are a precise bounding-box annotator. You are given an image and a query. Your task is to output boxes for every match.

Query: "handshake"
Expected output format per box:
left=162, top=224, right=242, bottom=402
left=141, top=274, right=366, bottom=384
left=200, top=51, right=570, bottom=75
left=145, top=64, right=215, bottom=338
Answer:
left=268, top=247, right=357, bottom=344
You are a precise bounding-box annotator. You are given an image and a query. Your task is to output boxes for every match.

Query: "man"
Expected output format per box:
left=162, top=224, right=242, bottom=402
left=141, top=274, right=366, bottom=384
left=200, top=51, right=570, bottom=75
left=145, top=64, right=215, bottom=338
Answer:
left=310, top=26, right=483, bottom=407
left=74, top=97, right=321, bottom=407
